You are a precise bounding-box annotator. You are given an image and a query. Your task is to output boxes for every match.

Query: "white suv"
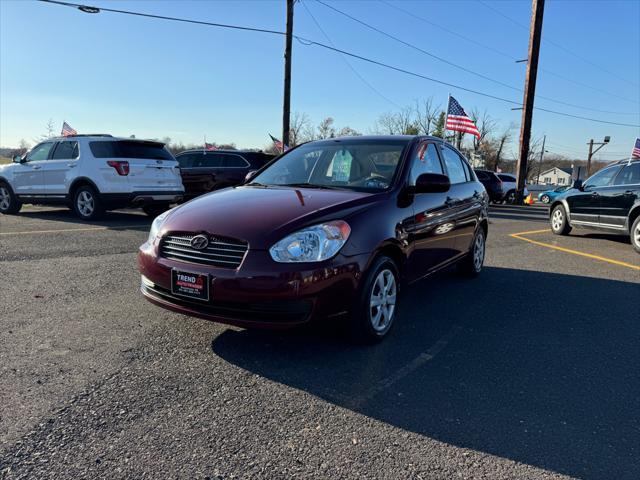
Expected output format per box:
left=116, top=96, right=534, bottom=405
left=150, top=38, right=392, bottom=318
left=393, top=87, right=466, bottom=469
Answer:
left=0, top=135, right=184, bottom=219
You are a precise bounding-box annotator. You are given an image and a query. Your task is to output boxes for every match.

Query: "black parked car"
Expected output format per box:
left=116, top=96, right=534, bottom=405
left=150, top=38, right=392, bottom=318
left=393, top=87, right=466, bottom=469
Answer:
left=474, top=169, right=504, bottom=202
left=175, top=150, right=275, bottom=200
left=549, top=159, right=640, bottom=253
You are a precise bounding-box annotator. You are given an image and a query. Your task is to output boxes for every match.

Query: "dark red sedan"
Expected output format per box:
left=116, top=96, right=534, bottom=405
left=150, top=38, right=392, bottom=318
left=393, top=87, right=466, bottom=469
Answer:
left=138, top=136, right=488, bottom=342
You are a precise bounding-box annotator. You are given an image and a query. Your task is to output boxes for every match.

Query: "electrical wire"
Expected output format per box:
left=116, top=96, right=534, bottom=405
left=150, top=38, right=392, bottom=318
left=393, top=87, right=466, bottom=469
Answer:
left=381, top=0, right=640, bottom=105
left=476, top=0, right=640, bottom=88
left=314, top=0, right=639, bottom=115
left=37, top=0, right=640, bottom=128
left=301, top=1, right=402, bottom=108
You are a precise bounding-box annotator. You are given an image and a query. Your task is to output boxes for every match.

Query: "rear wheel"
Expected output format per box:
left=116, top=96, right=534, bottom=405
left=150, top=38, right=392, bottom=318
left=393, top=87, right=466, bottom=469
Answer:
left=0, top=182, right=21, bottom=214
left=458, top=227, right=486, bottom=277
left=540, top=194, right=550, bottom=204
left=348, top=256, right=399, bottom=343
left=550, top=204, right=571, bottom=235
left=631, top=216, right=640, bottom=254
left=73, top=185, right=104, bottom=220
left=505, top=190, right=516, bottom=204
left=142, top=203, right=171, bottom=217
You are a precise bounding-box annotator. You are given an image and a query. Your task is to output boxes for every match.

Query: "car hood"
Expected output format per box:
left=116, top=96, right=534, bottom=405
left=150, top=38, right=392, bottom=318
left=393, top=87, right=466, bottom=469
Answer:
left=160, top=185, right=378, bottom=249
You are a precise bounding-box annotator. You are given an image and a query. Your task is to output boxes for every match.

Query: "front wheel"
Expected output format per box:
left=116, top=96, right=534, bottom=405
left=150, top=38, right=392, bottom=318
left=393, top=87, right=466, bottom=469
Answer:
left=631, top=216, right=640, bottom=254
left=0, top=182, right=22, bottom=214
left=505, top=191, right=516, bottom=204
left=540, top=194, right=550, bottom=204
left=550, top=204, right=571, bottom=235
left=73, top=185, right=104, bottom=220
left=458, top=227, right=486, bottom=277
left=348, top=256, right=399, bottom=343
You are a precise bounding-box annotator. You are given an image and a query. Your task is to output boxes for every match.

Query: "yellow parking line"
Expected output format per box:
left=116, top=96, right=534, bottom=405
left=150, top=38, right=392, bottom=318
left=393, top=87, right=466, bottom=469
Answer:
left=510, top=231, right=640, bottom=271
left=0, top=225, right=149, bottom=236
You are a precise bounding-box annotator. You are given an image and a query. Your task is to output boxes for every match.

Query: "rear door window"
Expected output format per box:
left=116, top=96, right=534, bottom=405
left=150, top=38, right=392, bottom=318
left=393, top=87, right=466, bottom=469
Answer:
left=441, top=147, right=468, bottom=184
left=52, top=141, right=79, bottom=160
left=498, top=174, right=515, bottom=182
left=198, top=153, right=224, bottom=168
left=89, top=141, right=174, bottom=160
left=223, top=154, right=250, bottom=168
left=176, top=153, right=198, bottom=168
left=613, top=163, right=640, bottom=186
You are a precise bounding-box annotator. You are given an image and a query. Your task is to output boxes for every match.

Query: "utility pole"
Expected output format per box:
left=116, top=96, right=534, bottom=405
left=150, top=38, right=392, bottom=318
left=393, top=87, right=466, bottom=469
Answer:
left=515, top=0, right=545, bottom=204
left=586, top=136, right=611, bottom=176
left=536, top=134, right=546, bottom=184
left=282, top=0, right=294, bottom=150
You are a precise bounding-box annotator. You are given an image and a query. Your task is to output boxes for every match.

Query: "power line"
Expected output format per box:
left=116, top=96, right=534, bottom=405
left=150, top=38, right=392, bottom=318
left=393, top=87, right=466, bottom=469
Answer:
left=381, top=0, right=640, bottom=105
left=315, top=0, right=638, bottom=115
left=38, top=0, right=640, bottom=128
left=476, top=0, right=640, bottom=88
left=301, top=1, right=402, bottom=108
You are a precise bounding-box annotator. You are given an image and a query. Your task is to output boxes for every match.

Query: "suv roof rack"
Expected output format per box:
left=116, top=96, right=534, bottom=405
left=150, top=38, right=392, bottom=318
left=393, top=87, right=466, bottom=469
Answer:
left=52, top=134, right=113, bottom=139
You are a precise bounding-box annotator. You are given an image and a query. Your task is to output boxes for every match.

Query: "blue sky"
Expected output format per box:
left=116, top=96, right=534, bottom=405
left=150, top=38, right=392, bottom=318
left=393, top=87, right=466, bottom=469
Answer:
left=1, top=0, right=638, bottom=161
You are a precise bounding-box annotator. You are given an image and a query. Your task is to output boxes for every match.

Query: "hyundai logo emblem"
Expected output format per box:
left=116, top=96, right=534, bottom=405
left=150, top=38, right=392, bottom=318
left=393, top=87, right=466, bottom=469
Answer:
left=190, top=234, right=209, bottom=250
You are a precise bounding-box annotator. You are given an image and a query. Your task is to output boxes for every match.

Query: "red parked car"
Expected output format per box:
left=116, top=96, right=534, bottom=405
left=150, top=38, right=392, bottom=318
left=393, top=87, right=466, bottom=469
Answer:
left=138, top=136, right=488, bottom=342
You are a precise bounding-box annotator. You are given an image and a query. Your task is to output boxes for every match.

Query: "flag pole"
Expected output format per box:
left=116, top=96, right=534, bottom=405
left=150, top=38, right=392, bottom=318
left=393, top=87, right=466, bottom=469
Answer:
left=443, top=93, right=450, bottom=144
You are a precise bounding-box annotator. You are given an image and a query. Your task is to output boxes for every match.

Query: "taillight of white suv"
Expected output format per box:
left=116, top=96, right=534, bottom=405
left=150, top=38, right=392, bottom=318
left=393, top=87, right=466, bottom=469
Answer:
left=107, top=160, right=130, bottom=176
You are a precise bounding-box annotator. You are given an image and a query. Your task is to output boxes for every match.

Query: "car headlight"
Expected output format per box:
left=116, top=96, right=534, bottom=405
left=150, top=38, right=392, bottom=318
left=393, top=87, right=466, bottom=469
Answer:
left=269, top=220, right=351, bottom=263
left=147, top=209, right=172, bottom=243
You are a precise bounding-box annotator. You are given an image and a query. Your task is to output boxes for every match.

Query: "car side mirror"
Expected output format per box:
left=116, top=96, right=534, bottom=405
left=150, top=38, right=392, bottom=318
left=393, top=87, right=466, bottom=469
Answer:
left=572, top=179, right=583, bottom=191
left=412, top=173, right=451, bottom=194
left=12, top=154, right=24, bottom=163
left=244, top=170, right=258, bottom=183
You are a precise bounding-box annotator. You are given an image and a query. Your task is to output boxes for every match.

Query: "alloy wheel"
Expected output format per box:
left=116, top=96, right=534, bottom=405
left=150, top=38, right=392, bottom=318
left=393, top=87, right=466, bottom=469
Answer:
left=473, top=231, right=485, bottom=272
left=369, top=269, right=397, bottom=332
left=541, top=195, right=550, bottom=203
left=634, top=222, right=640, bottom=249
left=77, top=191, right=95, bottom=217
left=0, top=187, right=10, bottom=211
left=552, top=208, right=563, bottom=232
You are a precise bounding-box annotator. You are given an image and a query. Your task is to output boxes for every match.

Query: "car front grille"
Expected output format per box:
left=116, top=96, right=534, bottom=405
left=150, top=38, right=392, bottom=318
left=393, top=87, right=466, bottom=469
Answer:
left=159, top=233, right=248, bottom=268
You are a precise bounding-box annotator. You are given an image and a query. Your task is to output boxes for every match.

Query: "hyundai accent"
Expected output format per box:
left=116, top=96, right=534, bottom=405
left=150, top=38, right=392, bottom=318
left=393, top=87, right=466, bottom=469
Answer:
left=138, top=136, right=489, bottom=342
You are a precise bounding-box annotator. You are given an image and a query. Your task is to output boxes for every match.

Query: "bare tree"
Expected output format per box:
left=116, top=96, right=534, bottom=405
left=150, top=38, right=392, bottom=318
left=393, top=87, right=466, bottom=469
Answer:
left=18, top=139, right=30, bottom=155
left=337, top=126, right=361, bottom=137
left=470, top=108, right=496, bottom=152
left=289, top=112, right=311, bottom=146
left=414, top=98, right=439, bottom=135
left=373, top=107, right=418, bottom=135
left=40, top=118, right=55, bottom=140
left=316, top=117, right=336, bottom=140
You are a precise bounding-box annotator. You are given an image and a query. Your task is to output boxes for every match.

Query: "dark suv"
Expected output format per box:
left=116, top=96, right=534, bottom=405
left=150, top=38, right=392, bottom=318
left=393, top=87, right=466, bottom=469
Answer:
left=474, top=169, right=504, bottom=202
left=175, top=150, right=274, bottom=200
left=549, top=159, right=640, bottom=253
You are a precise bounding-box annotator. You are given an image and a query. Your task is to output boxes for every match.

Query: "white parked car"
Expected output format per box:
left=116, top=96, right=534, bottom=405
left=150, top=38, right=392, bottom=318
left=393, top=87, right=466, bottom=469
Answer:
left=497, top=173, right=529, bottom=204
left=0, top=135, right=184, bottom=219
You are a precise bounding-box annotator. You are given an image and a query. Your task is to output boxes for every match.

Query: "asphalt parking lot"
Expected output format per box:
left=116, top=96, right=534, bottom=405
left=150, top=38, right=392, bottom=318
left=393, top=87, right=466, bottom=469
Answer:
left=1, top=204, right=638, bottom=480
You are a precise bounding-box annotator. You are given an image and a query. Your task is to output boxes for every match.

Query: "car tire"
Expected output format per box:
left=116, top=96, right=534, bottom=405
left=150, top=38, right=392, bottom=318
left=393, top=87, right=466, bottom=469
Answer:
left=550, top=204, right=571, bottom=235
left=631, top=216, right=640, bottom=254
left=142, top=204, right=171, bottom=217
left=0, top=181, right=22, bottom=215
left=72, top=185, right=104, bottom=220
left=505, top=191, right=516, bottom=204
left=540, top=194, right=550, bottom=204
left=458, top=227, right=486, bottom=277
left=348, top=256, right=400, bottom=343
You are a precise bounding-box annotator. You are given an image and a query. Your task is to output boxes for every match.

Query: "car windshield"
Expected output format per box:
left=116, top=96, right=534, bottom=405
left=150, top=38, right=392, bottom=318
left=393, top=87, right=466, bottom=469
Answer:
left=555, top=186, right=570, bottom=192
left=250, top=139, right=409, bottom=192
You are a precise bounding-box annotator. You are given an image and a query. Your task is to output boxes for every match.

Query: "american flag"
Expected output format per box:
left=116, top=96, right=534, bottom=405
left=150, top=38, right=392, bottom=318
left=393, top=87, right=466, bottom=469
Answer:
left=204, top=142, right=218, bottom=151
left=445, top=96, right=480, bottom=139
left=631, top=137, right=640, bottom=159
left=61, top=121, right=77, bottom=137
left=269, top=134, right=285, bottom=153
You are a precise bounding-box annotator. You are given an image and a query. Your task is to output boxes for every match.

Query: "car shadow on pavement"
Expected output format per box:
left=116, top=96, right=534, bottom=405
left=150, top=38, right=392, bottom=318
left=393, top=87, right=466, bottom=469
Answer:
left=17, top=208, right=151, bottom=229
left=211, top=267, right=640, bottom=480
left=578, top=232, right=632, bottom=246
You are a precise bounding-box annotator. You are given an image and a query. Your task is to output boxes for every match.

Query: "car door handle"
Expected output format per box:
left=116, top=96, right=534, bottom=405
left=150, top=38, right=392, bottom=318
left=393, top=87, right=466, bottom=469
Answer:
left=67, top=163, right=76, bottom=167
left=624, top=190, right=635, bottom=196
left=445, top=197, right=461, bottom=206
left=591, top=192, right=599, bottom=196
left=31, top=165, right=41, bottom=170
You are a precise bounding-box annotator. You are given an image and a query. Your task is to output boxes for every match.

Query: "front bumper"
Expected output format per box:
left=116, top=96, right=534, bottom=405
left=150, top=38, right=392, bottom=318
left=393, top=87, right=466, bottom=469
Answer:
left=138, top=242, right=369, bottom=329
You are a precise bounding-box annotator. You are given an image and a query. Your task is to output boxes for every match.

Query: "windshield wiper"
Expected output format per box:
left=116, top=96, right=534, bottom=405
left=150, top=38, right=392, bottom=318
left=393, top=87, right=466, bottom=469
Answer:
left=246, top=181, right=270, bottom=187
left=280, top=182, right=345, bottom=190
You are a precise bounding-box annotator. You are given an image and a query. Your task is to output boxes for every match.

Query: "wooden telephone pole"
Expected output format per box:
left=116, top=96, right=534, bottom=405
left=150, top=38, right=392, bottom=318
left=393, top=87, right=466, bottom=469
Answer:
left=515, top=0, right=545, bottom=204
left=282, top=0, right=294, bottom=149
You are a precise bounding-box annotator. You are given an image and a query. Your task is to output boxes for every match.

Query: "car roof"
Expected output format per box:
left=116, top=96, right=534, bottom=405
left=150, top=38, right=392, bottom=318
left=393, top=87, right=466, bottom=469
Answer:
left=176, top=149, right=272, bottom=155
left=45, top=135, right=167, bottom=145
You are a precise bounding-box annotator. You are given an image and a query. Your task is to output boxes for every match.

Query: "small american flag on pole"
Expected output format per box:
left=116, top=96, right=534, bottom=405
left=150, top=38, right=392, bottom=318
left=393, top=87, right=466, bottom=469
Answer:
left=269, top=134, right=285, bottom=153
left=631, top=137, right=640, bottom=159
left=204, top=142, right=218, bottom=151
left=445, top=96, right=480, bottom=139
left=61, top=121, right=77, bottom=137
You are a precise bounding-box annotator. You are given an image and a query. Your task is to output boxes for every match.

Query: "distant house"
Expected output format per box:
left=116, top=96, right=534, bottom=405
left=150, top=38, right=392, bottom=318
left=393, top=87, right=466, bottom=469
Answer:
left=538, top=167, right=573, bottom=185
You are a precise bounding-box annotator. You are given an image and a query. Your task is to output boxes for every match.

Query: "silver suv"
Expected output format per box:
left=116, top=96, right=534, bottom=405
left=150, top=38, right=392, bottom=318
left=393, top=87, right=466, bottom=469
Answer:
left=0, top=135, right=184, bottom=219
